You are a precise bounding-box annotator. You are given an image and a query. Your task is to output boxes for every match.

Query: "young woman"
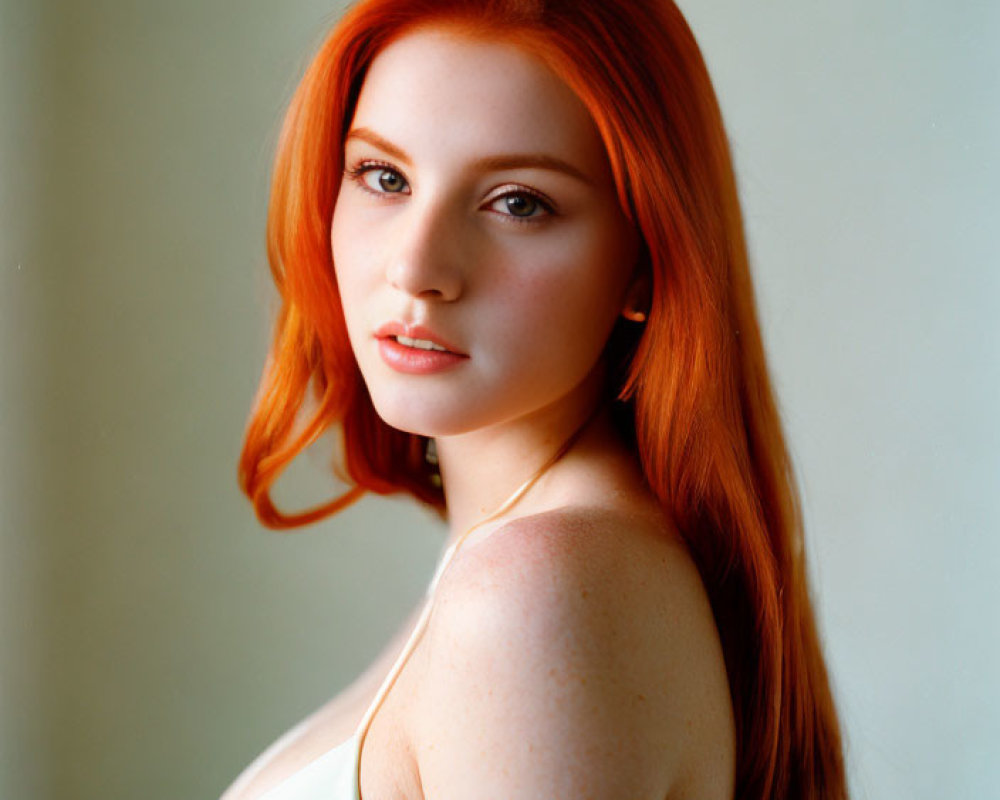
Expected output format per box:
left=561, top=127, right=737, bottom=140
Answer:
left=226, top=1, right=848, bottom=798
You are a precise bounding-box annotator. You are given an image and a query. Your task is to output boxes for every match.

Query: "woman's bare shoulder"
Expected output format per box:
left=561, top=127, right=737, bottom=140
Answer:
left=410, top=505, right=735, bottom=799
left=435, top=504, right=717, bottom=656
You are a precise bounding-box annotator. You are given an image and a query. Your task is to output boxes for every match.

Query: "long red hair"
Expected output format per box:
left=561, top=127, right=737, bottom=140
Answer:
left=238, top=0, right=848, bottom=797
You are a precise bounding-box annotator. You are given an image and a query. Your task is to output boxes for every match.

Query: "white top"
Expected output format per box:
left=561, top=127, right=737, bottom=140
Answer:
left=228, top=533, right=471, bottom=800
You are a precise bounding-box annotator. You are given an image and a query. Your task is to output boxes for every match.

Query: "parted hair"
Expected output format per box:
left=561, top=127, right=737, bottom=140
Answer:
left=238, top=1, right=848, bottom=797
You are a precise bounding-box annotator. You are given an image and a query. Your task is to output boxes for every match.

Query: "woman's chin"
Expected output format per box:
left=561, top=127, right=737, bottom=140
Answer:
left=369, top=399, right=469, bottom=438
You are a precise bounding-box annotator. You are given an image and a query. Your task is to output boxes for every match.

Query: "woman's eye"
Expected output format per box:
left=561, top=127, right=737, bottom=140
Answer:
left=354, top=165, right=409, bottom=195
left=489, top=192, right=552, bottom=220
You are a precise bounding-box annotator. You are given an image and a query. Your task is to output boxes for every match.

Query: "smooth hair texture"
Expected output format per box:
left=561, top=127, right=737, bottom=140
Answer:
left=238, top=0, right=848, bottom=797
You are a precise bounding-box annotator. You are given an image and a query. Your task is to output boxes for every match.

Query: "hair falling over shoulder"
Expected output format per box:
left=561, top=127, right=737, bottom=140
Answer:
left=237, top=0, right=848, bottom=796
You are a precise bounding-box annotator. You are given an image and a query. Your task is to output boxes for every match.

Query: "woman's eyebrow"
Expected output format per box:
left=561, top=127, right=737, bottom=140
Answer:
left=346, top=127, right=412, bottom=165
left=345, top=127, right=594, bottom=185
left=474, top=153, right=593, bottom=185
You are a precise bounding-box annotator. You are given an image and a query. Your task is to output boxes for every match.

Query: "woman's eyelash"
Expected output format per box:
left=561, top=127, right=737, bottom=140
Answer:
left=486, top=186, right=557, bottom=223
left=344, top=160, right=409, bottom=196
left=345, top=159, right=394, bottom=178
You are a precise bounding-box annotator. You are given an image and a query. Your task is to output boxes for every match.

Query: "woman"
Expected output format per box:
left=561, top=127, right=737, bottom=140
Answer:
left=227, top=0, right=848, bottom=798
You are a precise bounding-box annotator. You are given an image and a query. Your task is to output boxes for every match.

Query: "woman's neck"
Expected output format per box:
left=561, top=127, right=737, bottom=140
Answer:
left=434, top=392, right=637, bottom=547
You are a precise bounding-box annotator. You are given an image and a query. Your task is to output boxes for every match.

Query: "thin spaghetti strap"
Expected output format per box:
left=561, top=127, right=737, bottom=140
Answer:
left=353, top=408, right=598, bottom=790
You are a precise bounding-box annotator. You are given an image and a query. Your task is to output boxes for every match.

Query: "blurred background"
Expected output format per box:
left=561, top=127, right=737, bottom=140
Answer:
left=1, top=0, right=996, bottom=798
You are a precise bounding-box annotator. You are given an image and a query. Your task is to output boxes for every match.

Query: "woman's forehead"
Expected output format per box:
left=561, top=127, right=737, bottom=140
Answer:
left=348, top=27, right=609, bottom=179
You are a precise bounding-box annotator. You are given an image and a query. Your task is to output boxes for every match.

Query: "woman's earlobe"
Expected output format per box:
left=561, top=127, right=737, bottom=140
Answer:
left=620, top=270, right=651, bottom=323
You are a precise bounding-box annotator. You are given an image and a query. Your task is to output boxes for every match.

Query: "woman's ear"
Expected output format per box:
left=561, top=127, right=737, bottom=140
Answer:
left=620, top=266, right=651, bottom=324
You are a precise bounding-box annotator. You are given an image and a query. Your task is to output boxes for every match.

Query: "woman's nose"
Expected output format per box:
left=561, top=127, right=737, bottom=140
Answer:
left=386, top=200, right=464, bottom=302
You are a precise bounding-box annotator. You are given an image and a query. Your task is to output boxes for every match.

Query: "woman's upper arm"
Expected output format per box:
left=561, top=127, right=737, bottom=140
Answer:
left=409, top=511, right=729, bottom=800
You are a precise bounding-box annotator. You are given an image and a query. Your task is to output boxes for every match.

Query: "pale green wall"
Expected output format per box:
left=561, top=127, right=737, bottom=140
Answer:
left=2, top=1, right=51, bottom=797
left=2, top=1, right=997, bottom=799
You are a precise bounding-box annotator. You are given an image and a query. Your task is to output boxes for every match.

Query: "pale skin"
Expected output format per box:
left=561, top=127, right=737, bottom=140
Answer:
left=224, top=26, right=735, bottom=800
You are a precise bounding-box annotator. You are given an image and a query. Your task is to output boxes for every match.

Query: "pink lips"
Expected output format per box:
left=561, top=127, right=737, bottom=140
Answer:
left=374, top=322, right=469, bottom=375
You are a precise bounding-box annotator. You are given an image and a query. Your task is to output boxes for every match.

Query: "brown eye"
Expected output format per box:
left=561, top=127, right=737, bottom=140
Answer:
left=504, top=194, right=539, bottom=217
left=356, top=165, right=410, bottom=195
left=376, top=169, right=407, bottom=193
left=487, top=189, right=553, bottom=221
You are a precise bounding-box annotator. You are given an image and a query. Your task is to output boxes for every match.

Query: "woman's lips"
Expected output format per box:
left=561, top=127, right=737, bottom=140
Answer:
left=374, top=321, right=469, bottom=374
left=377, top=338, right=468, bottom=374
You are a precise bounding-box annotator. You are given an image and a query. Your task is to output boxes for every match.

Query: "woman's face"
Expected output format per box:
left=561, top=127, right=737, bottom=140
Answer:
left=331, top=27, right=639, bottom=437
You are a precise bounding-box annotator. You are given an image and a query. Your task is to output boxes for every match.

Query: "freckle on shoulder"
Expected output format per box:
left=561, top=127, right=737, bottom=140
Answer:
left=434, top=504, right=701, bottom=624
left=419, top=505, right=735, bottom=794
